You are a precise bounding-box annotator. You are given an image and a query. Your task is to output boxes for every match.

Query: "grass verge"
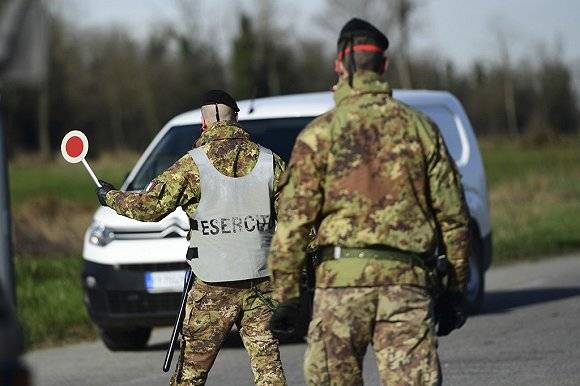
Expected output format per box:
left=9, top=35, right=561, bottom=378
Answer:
left=15, top=256, right=96, bottom=349
left=9, top=152, right=138, bottom=209
left=9, top=152, right=138, bottom=256
left=481, top=136, right=580, bottom=263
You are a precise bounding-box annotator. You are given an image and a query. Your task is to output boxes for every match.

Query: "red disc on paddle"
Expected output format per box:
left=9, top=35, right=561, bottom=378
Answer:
left=65, top=136, right=84, bottom=158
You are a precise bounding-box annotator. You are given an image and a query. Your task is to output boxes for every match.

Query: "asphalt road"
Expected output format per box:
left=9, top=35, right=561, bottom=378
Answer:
left=26, top=254, right=580, bottom=386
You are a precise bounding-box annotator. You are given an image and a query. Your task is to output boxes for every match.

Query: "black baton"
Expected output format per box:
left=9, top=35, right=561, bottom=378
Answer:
left=163, top=268, right=194, bottom=372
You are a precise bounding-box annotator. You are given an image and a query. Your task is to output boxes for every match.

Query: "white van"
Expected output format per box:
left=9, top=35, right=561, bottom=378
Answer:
left=82, top=90, right=492, bottom=350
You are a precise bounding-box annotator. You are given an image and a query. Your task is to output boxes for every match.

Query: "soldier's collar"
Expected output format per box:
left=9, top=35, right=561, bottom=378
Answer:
left=334, top=70, right=392, bottom=106
left=195, top=121, right=250, bottom=147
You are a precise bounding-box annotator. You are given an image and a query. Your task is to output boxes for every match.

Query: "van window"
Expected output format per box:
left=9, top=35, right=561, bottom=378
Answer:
left=242, top=117, right=313, bottom=161
left=129, top=118, right=313, bottom=190
left=130, top=124, right=200, bottom=190
left=416, top=105, right=462, bottom=162
left=129, top=107, right=467, bottom=191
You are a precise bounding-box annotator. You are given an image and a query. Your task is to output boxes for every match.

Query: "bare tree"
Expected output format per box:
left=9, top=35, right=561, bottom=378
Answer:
left=391, top=0, right=416, bottom=88
left=256, top=0, right=281, bottom=95
left=174, top=0, right=202, bottom=43
left=492, top=20, right=519, bottom=136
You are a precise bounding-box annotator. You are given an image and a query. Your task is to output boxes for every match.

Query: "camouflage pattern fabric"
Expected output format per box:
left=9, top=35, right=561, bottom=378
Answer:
left=304, top=285, right=440, bottom=386
left=268, top=70, right=470, bottom=302
left=170, top=279, right=287, bottom=386
left=105, top=121, right=286, bottom=221
left=103, top=121, right=287, bottom=385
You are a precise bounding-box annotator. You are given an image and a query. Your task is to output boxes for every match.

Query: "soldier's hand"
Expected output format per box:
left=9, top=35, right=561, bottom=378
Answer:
left=96, top=179, right=116, bottom=207
left=435, top=292, right=467, bottom=336
left=269, top=299, right=300, bottom=339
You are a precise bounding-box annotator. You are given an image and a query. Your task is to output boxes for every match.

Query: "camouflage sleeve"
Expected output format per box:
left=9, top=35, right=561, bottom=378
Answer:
left=268, top=116, right=331, bottom=303
left=423, top=119, right=470, bottom=294
left=105, top=155, right=200, bottom=222
left=272, top=152, right=287, bottom=216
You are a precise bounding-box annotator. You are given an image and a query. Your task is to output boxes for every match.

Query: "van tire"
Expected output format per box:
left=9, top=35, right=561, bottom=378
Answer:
left=99, top=327, right=151, bottom=351
left=465, top=229, right=485, bottom=314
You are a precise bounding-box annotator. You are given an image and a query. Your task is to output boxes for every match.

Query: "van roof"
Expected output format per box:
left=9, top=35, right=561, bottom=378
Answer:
left=166, top=89, right=456, bottom=127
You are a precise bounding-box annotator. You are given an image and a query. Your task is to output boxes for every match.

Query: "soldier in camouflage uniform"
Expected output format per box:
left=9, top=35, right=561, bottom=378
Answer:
left=96, top=90, right=287, bottom=386
left=268, top=19, right=470, bottom=386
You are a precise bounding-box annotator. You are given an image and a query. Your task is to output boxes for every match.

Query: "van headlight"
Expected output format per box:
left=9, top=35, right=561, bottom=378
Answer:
left=88, top=222, right=115, bottom=246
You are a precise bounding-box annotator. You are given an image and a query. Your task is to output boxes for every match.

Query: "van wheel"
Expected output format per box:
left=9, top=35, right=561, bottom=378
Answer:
left=99, top=327, right=151, bottom=351
left=465, top=236, right=485, bottom=314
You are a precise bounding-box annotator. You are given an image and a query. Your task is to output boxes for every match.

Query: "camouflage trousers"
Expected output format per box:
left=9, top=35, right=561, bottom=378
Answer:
left=170, top=279, right=287, bottom=386
left=304, top=285, right=440, bottom=386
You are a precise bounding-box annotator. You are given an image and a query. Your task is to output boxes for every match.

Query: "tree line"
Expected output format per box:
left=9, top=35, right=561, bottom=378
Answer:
left=1, top=3, right=578, bottom=158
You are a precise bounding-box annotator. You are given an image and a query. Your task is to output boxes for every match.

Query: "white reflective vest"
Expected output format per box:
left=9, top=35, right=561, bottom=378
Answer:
left=187, top=146, right=274, bottom=282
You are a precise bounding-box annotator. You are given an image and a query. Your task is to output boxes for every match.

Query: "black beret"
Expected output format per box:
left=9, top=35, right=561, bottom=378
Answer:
left=338, top=18, right=389, bottom=51
left=202, top=90, right=240, bottom=112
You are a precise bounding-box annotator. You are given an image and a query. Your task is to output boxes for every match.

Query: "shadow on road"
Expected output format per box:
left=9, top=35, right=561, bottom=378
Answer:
left=142, top=288, right=580, bottom=350
left=481, top=287, right=580, bottom=314
left=144, top=342, right=170, bottom=351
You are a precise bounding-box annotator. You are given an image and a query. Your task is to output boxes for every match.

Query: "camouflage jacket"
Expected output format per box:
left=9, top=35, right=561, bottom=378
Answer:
left=106, top=121, right=286, bottom=226
left=268, top=71, right=470, bottom=302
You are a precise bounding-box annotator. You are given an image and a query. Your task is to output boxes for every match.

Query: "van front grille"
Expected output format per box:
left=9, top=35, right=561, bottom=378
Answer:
left=105, top=291, right=182, bottom=314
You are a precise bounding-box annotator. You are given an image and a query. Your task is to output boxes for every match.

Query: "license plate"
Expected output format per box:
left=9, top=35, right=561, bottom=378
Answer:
left=145, top=270, right=186, bottom=293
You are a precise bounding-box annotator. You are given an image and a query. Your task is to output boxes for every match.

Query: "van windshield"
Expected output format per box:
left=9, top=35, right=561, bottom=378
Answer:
left=129, top=106, right=462, bottom=191
left=129, top=117, right=313, bottom=190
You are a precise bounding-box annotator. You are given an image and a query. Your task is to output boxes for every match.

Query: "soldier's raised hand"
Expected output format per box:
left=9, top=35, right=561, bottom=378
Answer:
left=96, top=179, right=116, bottom=207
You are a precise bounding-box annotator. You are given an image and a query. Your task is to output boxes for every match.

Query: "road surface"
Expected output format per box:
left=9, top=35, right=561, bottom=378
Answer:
left=25, top=254, right=580, bottom=385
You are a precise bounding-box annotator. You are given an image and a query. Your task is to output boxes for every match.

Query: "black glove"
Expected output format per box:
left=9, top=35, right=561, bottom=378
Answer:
left=269, top=299, right=300, bottom=339
left=435, top=292, right=467, bottom=336
left=96, top=179, right=116, bottom=206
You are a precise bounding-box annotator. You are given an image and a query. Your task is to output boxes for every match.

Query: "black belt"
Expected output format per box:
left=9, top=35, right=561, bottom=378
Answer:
left=201, top=276, right=269, bottom=289
left=320, top=246, right=427, bottom=270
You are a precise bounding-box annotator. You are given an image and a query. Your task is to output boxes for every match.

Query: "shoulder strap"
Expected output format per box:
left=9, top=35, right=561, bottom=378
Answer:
left=188, top=148, right=208, bottom=166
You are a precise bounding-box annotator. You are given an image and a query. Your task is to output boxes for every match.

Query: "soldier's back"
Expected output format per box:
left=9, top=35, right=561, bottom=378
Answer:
left=303, top=80, right=442, bottom=253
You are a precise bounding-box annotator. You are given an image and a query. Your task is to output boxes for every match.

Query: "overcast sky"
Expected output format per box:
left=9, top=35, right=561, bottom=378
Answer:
left=56, top=0, right=580, bottom=72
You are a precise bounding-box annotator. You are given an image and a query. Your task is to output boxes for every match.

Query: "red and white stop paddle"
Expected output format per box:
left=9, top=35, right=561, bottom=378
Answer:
left=60, top=130, right=101, bottom=187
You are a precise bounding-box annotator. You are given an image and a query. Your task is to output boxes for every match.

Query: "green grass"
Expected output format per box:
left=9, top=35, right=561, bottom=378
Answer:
left=480, top=136, right=580, bottom=263
left=15, top=256, right=96, bottom=348
left=9, top=153, right=137, bottom=209
left=10, top=154, right=139, bottom=348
